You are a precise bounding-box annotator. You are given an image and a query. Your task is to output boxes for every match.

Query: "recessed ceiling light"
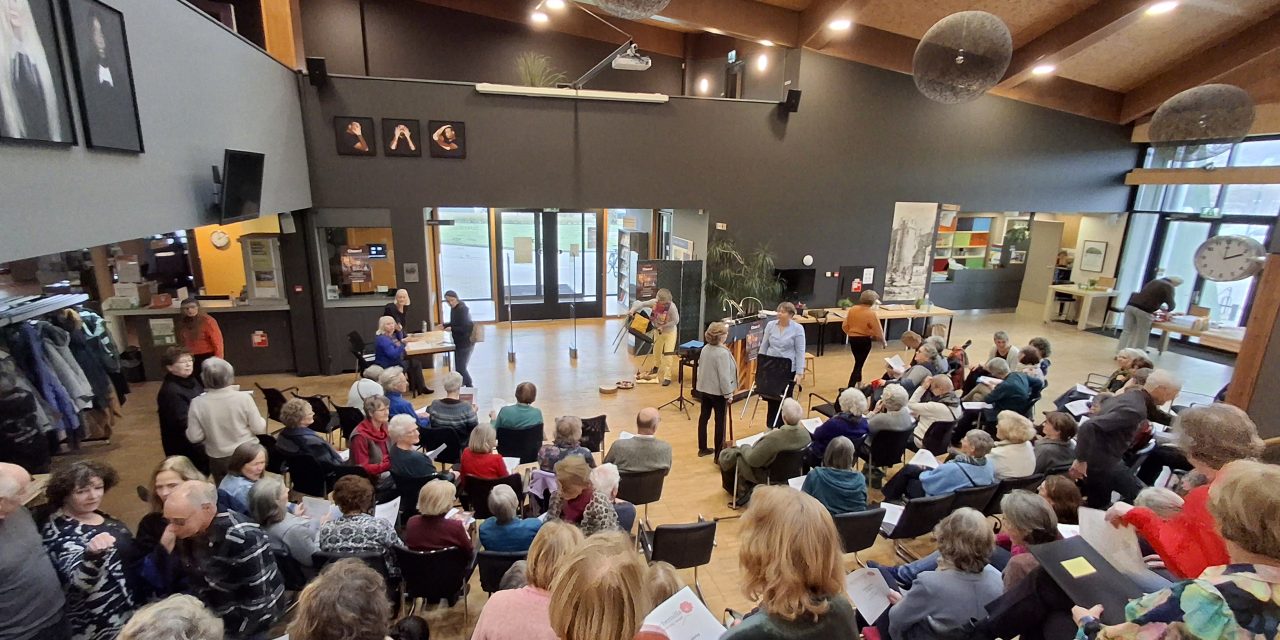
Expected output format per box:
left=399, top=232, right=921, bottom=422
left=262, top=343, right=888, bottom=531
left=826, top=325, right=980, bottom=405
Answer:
left=759, top=39, right=774, bottom=47
left=531, top=10, right=549, bottom=22
left=706, top=27, right=723, bottom=35
left=1146, top=1, right=1178, bottom=15
left=828, top=18, right=853, bottom=31
left=545, top=0, right=566, bottom=8
left=756, top=53, right=769, bottom=71
left=698, top=77, right=710, bottom=94
left=1031, top=64, right=1056, bottom=76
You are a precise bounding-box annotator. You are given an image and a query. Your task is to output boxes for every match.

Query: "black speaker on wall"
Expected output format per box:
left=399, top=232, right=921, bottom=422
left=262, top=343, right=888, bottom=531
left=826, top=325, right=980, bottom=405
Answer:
left=780, top=89, right=802, bottom=114
left=306, top=57, right=328, bottom=88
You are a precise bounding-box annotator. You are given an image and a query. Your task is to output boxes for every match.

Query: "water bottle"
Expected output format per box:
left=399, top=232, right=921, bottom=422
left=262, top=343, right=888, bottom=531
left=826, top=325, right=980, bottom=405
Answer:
left=924, top=293, right=932, bottom=311
left=422, top=320, right=428, bottom=335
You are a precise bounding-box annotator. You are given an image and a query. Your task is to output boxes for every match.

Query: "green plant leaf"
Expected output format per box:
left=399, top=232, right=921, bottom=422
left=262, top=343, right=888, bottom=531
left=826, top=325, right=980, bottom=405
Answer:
left=515, top=52, right=567, bottom=88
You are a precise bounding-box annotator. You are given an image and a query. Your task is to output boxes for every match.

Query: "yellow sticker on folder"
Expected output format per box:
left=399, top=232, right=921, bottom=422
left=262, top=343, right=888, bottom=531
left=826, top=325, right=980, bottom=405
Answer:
left=1061, top=557, right=1097, bottom=578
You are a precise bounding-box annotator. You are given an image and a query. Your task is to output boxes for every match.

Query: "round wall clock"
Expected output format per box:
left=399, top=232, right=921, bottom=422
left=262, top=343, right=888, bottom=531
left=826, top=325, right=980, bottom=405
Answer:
left=210, top=230, right=232, bottom=250
left=1193, top=235, right=1265, bottom=282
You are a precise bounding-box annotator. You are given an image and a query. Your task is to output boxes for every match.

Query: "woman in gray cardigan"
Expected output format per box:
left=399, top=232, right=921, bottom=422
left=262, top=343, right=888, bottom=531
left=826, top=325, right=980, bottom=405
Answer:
left=696, top=322, right=737, bottom=458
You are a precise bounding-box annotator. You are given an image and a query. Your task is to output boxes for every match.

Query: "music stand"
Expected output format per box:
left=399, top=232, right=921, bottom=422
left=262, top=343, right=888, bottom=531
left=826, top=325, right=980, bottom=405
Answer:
left=657, top=346, right=697, bottom=418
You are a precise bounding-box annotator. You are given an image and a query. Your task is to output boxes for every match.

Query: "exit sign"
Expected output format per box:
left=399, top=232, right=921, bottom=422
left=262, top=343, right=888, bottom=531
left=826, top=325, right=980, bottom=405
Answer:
left=727, top=50, right=737, bottom=63
left=1201, top=207, right=1222, bottom=219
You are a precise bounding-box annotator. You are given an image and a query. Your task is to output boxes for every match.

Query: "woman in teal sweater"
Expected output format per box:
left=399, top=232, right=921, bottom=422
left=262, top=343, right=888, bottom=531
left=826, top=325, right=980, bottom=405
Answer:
left=800, top=436, right=867, bottom=516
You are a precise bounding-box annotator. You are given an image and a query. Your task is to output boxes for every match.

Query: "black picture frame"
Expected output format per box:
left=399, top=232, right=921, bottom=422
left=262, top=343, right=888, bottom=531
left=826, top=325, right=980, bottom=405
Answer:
left=0, top=0, right=77, bottom=146
left=428, top=120, right=465, bottom=159
left=381, top=118, right=421, bottom=157
left=334, top=116, right=376, bottom=156
left=62, top=0, right=143, bottom=152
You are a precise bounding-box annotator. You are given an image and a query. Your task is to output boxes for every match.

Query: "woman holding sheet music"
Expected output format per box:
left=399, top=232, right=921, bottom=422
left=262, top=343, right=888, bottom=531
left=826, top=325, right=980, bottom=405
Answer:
left=758, top=302, right=806, bottom=428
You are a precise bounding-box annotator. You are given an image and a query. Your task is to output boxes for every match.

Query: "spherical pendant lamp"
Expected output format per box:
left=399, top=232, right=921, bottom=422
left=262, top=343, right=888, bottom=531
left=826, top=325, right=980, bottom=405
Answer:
left=594, top=0, right=671, bottom=20
left=913, top=11, right=1012, bottom=104
left=1150, top=84, right=1256, bottom=162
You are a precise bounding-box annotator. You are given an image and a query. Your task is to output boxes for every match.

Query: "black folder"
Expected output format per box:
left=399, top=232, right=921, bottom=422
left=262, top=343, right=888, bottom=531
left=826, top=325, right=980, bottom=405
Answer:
left=1029, top=536, right=1146, bottom=625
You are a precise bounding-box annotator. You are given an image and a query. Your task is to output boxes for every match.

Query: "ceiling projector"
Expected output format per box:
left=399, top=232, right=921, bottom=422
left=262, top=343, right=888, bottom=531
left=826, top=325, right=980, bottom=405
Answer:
left=612, top=44, right=652, bottom=71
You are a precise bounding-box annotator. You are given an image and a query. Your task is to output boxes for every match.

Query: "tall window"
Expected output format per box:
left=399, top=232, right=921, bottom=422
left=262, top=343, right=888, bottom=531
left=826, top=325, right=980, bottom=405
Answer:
left=433, top=208, right=495, bottom=321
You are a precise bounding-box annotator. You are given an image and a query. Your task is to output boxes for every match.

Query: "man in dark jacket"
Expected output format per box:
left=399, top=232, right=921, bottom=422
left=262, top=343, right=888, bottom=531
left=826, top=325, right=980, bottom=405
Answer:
left=1118, top=276, right=1183, bottom=352
left=442, top=290, right=475, bottom=388
left=1071, top=370, right=1181, bottom=508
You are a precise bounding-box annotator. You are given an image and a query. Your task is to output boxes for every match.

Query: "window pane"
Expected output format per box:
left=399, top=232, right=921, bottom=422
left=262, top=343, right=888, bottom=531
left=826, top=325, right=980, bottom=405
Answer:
left=435, top=207, right=495, bottom=321
left=499, top=211, right=542, bottom=304
left=321, top=227, right=396, bottom=299
left=1159, top=184, right=1222, bottom=213
left=1155, top=221, right=1210, bottom=312
left=1221, top=184, right=1280, bottom=216
left=1202, top=223, right=1270, bottom=327
left=1145, top=146, right=1225, bottom=169
left=1230, top=138, right=1280, bottom=167
left=557, top=212, right=597, bottom=304
left=1116, top=213, right=1158, bottom=299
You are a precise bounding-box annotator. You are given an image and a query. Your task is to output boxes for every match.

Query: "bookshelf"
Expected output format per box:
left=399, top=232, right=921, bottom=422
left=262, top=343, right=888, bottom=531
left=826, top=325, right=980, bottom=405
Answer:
left=934, top=216, right=993, bottom=271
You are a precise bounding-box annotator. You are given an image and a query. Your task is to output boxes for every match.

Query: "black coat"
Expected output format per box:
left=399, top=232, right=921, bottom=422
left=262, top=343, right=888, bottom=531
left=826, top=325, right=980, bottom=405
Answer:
left=156, top=373, right=204, bottom=458
left=446, top=301, right=474, bottom=349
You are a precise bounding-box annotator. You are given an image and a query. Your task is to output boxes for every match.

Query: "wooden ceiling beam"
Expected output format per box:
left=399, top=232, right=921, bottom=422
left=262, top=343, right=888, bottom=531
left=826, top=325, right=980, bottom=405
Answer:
left=645, top=0, right=801, bottom=48
left=1119, top=10, right=1280, bottom=123
left=797, top=0, right=874, bottom=50
left=997, top=0, right=1150, bottom=89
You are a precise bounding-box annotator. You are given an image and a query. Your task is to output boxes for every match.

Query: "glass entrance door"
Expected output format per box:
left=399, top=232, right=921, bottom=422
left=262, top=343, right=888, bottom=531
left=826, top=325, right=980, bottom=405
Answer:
left=496, top=210, right=604, bottom=321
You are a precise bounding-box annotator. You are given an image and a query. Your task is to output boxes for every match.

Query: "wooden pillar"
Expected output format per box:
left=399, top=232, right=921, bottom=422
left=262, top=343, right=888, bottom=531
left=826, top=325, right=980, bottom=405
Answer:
left=1227, top=254, right=1280, bottom=416
left=260, top=0, right=302, bottom=69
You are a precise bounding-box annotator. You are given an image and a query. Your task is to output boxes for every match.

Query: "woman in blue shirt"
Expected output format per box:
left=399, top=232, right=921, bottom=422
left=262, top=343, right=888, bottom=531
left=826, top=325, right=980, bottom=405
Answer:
left=478, top=484, right=544, bottom=552
left=378, top=366, right=430, bottom=429
left=759, top=302, right=807, bottom=428
left=373, top=315, right=405, bottom=368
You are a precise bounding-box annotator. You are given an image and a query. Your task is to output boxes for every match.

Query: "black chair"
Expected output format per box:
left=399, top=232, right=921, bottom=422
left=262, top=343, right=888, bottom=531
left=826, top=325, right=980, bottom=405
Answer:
left=765, top=449, right=806, bottom=485
left=293, top=391, right=340, bottom=436
left=832, top=508, right=886, bottom=566
left=391, top=472, right=431, bottom=526
left=256, top=434, right=285, bottom=475
left=312, top=550, right=397, bottom=606
left=860, top=429, right=912, bottom=474
left=467, top=474, right=523, bottom=521
left=476, top=550, right=526, bottom=595
left=918, top=420, right=957, bottom=456
left=640, top=518, right=716, bottom=601
left=617, top=469, right=667, bottom=527
left=255, top=383, right=297, bottom=424
left=1043, top=463, right=1073, bottom=476
left=807, top=391, right=839, bottom=419
left=336, top=407, right=364, bottom=447
left=880, top=493, right=955, bottom=562
left=951, top=483, right=1000, bottom=513
left=285, top=455, right=366, bottom=497
left=419, top=428, right=463, bottom=466
left=580, top=414, right=609, bottom=453
left=274, top=548, right=310, bottom=592
left=982, top=474, right=1045, bottom=518
left=497, top=425, right=544, bottom=464
left=348, top=331, right=375, bottom=375
left=395, top=545, right=471, bottom=619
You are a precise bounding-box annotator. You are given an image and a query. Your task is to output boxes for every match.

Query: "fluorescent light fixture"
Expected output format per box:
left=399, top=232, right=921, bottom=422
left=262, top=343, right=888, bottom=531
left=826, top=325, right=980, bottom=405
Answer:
left=531, top=10, right=549, bottom=22
left=828, top=18, right=853, bottom=31
left=1031, top=64, right=1056, bottom=76
left=756, top=53, right=769, bottom=72
left=1146, top=1, right=1178, bottom=15
left=475, top=83, right=670, bottom=104
left=545, top=0, right=566, bottom=8
left=706, top=27, right=723, bottom=35
left=698, top=77, right=710, bottom=94
left=759, top=39, right=774, bottom=47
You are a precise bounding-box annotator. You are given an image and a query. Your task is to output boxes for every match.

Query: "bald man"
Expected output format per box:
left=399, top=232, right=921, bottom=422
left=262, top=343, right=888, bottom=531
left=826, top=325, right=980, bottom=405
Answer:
left=165, top=481, right=283, bottom=639
left=603, top=407, right=673, bottom=474
left=0, top=463, right=69, bottom=640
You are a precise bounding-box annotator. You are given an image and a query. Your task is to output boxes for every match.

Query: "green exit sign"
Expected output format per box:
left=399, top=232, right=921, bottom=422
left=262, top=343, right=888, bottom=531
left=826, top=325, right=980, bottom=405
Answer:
left=1201, top=207, right=1222, bottom=219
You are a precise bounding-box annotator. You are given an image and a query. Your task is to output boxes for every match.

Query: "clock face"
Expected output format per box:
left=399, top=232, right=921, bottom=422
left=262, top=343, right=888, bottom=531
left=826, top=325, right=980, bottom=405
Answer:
left=1193, top=235, right=1265, bottom=282
left=211, top=230, right=232, bottom=250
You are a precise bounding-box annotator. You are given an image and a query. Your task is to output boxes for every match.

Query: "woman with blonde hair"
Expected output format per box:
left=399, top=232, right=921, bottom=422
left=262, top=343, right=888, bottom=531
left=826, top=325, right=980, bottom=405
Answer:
left=548, top=455, right=618, bottom=536
left=629, top=288, right=681, bottom=386
left=135, top=456, right=206, bottom=596
left=695, top=320, right=737, bottom=457
left=373, top=315, right=406, bottom=368
left=537, top=415, right=594, bottom=472
left=288, top=558, right=391, bottom=640
left=459, top=424, right=507, bottom=489
left=471, top=521, right=584, bottom=640
left=987, top=411, right=1037, bottom=480
left=403, top=479, right=472, bottom=554
left=549, top=532, right=651, bottom=640
left=723, top=486, right=855, bottom=638
left=842, top=289, right=886, bottom=388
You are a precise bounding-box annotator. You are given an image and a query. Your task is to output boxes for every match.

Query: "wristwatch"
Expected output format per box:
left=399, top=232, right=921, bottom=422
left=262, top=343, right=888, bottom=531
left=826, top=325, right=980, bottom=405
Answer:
left=1078, top=615, right=1103, bottom=639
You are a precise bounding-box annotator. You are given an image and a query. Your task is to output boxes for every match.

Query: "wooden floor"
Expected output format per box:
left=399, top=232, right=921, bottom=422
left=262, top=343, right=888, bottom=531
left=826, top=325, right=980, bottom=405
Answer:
left=81, top=308, right=1232, bottom=638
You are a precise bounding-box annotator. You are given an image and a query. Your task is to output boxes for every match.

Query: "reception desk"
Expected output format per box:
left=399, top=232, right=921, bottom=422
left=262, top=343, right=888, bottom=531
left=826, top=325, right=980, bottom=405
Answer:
left=928, top=265, right=1026, bottom=311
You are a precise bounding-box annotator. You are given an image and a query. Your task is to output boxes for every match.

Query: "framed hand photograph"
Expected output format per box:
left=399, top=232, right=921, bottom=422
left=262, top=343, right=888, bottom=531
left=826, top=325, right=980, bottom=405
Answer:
left=0, top=0, right=76, bottom=145
left=382, top=118, right=421, bottom=157
left=334, top=116, right=376, bottom=156
left=428, top=120, right=465, bottom=159
left=63, top=0, right=143, bottom=152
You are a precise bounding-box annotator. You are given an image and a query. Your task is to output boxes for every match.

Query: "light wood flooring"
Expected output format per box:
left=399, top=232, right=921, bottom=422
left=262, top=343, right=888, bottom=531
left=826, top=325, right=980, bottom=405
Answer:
left=77, top=309, right=1232, bottom=639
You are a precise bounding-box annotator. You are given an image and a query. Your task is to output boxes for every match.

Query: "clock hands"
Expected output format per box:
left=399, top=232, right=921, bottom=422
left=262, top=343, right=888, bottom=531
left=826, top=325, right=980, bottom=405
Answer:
left=1223, top=252, right=1247, bottom=260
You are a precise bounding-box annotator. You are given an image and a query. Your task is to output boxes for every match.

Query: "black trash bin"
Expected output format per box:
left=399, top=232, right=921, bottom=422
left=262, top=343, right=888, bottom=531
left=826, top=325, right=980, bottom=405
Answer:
left=120, top=347, right=145, bottom=383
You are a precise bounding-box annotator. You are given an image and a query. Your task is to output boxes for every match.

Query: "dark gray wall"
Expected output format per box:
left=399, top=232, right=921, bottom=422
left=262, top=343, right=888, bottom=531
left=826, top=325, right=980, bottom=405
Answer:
left=0, top=0, right=311, bottom=261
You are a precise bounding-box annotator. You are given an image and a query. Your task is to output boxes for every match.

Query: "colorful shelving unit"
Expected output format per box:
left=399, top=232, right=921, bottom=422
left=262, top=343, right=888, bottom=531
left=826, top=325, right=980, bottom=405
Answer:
left=935, top=216, right=992, bottom=271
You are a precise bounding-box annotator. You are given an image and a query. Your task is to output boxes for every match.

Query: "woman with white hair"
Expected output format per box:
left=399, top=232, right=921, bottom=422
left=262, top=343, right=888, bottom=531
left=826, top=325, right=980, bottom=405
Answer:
left=883, top=430, right=996, bottom=502
left=590, top=463, right=636, bottom=533
left=372, top=315, right=406, bottom=368
left=118, top=595, right=223, bottom=640
left=804, top=387, right=869, bottom=468
left=346, top=364, right=384, bottom=413
left=801, top=436, right=867, bottom=515
left=718, top=397, right=812, bottom=507
left=0, top=0, right=67, bottom=142
left=869, top=383, right=914, bottom=443
left=987, top=411, right=1038, bottom=480
left=478, top=484, right=542, bottom=552
left=426, top=371, right=478, bottom=439
left=629, top=288, right=681, bottom=386
left=1118, top=275, right=1183, bottom=352
left=387, top=414, right=450, bottom=481
left=249, top=476, right=319, bottom=568
left=907, top=374, right=961, bottom=442
left=378, top=366, right=429, bottom=429
left=185, top=357, right=266, bottom=480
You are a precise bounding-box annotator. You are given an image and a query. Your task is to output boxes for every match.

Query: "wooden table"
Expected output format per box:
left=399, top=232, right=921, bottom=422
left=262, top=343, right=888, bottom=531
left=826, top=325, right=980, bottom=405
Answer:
left=403, top=331, right=456, bottom=361
left=25, top=473, right=48, bottom=506
left=1151, top=322, right=1244, bottom=354
left=794, top=305, right=957, bottom=347
left=1043, top=284, right=1118, bottom=331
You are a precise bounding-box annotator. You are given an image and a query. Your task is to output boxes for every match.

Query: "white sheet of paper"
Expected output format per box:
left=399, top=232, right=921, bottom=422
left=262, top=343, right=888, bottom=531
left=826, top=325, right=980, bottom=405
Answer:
left=446, top=507, right=476, bottom=528
left=907, top=449, right=939, bottom=469
left=640, top=586, right=726, bottom=639
left=801, top=417, right=823, bottom=434
left=1154, top=466, right=1173, bottom=490
left=337, top=448, right=351, bottom=461
left=618, top=431, right=636, bottom=440
left=788, top=474, right=806, bottom=490
left=1150, top=422, right=1170, bottom=434
left=425, top=443, right=448, bottom=460
left=374, top=497, right=400, bottom=527
left=1057, top=523, right=1081, bottom=538
left=736, top=432, right=766, bottom=447
left=1079, top=507, right=1148, bottom=576
left=1074, top=384, right=1098, bottom=396
left=881, top=502, right=904, bottom=528
left=978, top=376, right=1004, bottom=387
left=962, top=402, right=992, bottom=411
left=1064, top=398, right=1093, bottom=417
left=504, top=457, right=521, bottom=474
left=845, top=568, right=895, bottom=624
left=301, top=497, right=331, bottom=534
left=885, top=354, right=907, bottom=374
left=491, top=398, right=510, bottom=418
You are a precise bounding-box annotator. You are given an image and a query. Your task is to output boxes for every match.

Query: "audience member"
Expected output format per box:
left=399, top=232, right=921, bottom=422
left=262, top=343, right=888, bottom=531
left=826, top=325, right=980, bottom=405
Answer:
left=118, top=595, right=222, bottom=640
left=1028, top=337, right=1052, bottom=376
left=547, top=456, right=618, bottom=536
left=804, top=388, right=869, bottom=467
left=723, top=486, right=858, bottom=639
left=1104, top=348, right=1152, bottom=392
left=605, top=407, right=673, bottom=473
left=719, top=398, right=812, bottom=506
left=403, top=479, right=473, bottom=554
left=883, top=345, right=942, bottom=393
left=134, top=456, right=205, bottom=569
left=471, top=521, right=583, bottom=640
left=426, top=372, right=478, bottom=439
left=155, top=347, right=206, bottom=469
left=980, top=357, right=1044, bottom=421
left=537, top=416, right=595, bottom=472
left=373, top=315, right=406, bottom=369
left=695, top=321, right=738, bottom=457
left=907, top=374, right=961, bottom=444
left=352, top=396, right=396, bottom=497
left=989, top=330, right=1021, bottom=365
left=390, top=616, right=431, bottom=640
left=549, top=532, right=651, bottom=640
left=288, top=557, right=390, bottom=640
left=387, top=414, right=443, bottom=480
left=460, top=425, right=508, bottom=489
left=478, top=485, right=542, bottom=552
left=317, top=476, right=399, bottom=578
left=164, top=481, right=283, bottom=639
left=590, top=463, right=636, bottom=533
left=492, top=383, right=544, bottom=431
left=1038, top=475, right=1082, bottom=525
left=346, top=364, right=385, bottom=413
left=1033, top=411, right=1077, bottom=475
left=217, top=440, right=267, bottom=513
left=1072, top=370, right=1181, bottom=508
left=274, top=398, right=344, bottom=467
left=800, top=436, right=867, bottom=515
left=379, top=366, right=429, bottom=429
left=1017, top=346, right=1044, bottom=380
left=40, top=460, right=138, bottom=640
left=646, top=560, right=684, bottom=605
left=1133, top=486, right=1184, bottom=520
left=997, top=491, right=1060, bottom=590
left=987, top=411, right=1037, bottom=479
left=882, top=430, right=995, bottom=501
left=867, top=383, right=914, bottom=449
left=923, top=335, right=950, bottom=375
left=185, top=357, right=266, bottom=479
left=249, top=477, right=318, bottom=568
left=1, top=462, right=68, bottom=640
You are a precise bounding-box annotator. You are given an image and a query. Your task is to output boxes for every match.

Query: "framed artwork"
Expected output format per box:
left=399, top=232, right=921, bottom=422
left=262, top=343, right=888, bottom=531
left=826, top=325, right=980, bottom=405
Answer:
left=1080, top=240, right=1108, bottom=272
left=0, top=0, right=76, bottom=145
left=884, top=202, right=940, bottom=302
left=428, top=120, right=465, bottom=158
left=381, top=118, right=420, bottom=157
left=334, top=116, right=375, bottom=156
left=63, top=0, right=143, bottom=152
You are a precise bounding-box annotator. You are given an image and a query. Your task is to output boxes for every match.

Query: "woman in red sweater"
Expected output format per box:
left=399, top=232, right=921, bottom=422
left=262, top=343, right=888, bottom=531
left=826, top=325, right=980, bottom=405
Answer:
left=459, top=424, right=508, bottom=489
left=403, top=479, right=473, bottom=554
left=351, top=395, right=396, bottom=500
left=1106, top=403, right=1264, bottom=579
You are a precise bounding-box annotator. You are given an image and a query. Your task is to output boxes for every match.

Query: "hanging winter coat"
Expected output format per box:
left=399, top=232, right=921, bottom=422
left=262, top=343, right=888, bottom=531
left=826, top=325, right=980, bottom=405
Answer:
left=0, top=348, right=55, bottom=434
left=79, top=310, right=129, bottom=402
left=16, top=323, right=82, bottom=438
left=37, top=321, right=94, bottom=411
left=53, top=314, right=112, bottom=408
left=0, top=389, right=51, bottom=474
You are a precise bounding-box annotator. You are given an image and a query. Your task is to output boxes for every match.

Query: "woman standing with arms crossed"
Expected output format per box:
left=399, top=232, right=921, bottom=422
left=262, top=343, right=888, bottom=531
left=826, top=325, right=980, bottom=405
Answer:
left=629, top=289, right=680, bottom=386
left=695, top=322, right=737, bottom=458
left=177, top=298, right=222, bottom=374
left=842, top=290, right=885, bottom=389
left=759, top=302, right=806, bottom=428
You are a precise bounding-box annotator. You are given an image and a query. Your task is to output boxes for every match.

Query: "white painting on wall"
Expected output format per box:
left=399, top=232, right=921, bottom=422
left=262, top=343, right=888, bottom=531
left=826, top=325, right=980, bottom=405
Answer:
left=884, top=202, right=939, bottom=301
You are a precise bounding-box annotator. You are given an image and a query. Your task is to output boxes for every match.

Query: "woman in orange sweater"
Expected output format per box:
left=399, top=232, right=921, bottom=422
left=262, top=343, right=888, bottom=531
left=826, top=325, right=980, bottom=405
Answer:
left=178, top=298, right=224, bottom=373
left=841, top=290, right=885, bottom=388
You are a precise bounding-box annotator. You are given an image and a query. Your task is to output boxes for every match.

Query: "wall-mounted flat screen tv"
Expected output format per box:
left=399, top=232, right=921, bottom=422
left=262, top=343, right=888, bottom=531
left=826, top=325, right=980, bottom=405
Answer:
left=220, top=150, right=265, bottom=224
